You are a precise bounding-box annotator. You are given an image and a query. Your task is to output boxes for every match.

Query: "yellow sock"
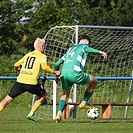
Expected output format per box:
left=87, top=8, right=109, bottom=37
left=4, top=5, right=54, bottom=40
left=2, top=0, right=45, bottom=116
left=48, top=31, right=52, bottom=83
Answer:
left=31, top=101, right=41, bottom=113
left=0, top=105, right=4, bottom=112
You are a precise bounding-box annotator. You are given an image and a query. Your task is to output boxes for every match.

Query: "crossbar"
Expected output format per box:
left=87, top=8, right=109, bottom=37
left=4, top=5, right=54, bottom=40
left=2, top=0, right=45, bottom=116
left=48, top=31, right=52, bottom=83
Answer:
left=0, top=76, right=55, bottom=80
left=0, top=76, right=133, bottom=80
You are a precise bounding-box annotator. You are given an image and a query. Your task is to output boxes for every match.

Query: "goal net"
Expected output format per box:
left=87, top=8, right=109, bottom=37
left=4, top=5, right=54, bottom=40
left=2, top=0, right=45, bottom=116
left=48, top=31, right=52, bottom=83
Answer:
left=35, top=25, right=133, bottom=120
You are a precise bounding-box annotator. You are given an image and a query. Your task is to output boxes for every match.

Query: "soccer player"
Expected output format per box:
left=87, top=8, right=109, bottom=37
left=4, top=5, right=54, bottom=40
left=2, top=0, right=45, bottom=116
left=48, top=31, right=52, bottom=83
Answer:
left=0, top=38, right=60, bottom=122
left=54, top=35, right=107, bottom=123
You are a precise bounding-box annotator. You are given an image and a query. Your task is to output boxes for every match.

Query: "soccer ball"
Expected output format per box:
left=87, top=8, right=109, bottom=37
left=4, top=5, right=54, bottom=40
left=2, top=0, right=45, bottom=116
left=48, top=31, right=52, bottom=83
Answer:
left=87, top=107, right=100, bottom=120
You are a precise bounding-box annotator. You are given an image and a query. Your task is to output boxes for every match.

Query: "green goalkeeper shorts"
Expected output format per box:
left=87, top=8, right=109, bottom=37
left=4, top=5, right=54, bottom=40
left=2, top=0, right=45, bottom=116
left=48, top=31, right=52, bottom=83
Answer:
left=60, top=72, right=90, bottom=90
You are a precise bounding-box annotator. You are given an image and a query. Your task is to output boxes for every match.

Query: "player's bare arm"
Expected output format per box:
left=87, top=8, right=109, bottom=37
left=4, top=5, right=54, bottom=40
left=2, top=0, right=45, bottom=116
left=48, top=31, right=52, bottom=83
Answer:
left=100, top=51, right=107, bottom=59
left=54, top=70, right=60, bottom=76
left=54, top=71, right=61, bottom=84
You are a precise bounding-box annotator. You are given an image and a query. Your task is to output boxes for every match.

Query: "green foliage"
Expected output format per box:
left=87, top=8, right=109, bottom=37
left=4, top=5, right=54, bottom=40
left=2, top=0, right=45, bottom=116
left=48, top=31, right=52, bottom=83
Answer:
left=0, top=0, right=133, bottom=55
left=0, top=0, right=34, bottom=54
left=75, top=0, right=133, bottom=26
left=0, top=55, right=19, bottom=101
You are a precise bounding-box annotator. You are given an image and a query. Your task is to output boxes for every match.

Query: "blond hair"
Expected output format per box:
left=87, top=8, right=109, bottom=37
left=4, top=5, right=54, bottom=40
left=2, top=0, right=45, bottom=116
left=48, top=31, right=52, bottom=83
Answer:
left=34, top=38, right=45, bottom=49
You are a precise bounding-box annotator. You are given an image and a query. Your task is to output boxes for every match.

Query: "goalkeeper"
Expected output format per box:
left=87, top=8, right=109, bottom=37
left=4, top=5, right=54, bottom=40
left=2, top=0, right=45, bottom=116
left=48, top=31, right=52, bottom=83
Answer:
left=0, top=38, right=60, bottom=122
left=54, top=35, right=107, bottom=123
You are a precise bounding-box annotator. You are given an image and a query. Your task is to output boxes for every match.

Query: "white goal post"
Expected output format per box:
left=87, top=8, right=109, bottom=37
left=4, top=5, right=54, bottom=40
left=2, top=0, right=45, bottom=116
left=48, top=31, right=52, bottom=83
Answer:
left=32, top=25, right=133, bottom=120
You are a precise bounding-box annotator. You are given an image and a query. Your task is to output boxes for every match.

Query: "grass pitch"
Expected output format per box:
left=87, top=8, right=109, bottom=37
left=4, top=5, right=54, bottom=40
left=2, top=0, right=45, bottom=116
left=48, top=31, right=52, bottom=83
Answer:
left=1, top=119, right=133, bottom=133
left=0, top=105, right=133, bottom=133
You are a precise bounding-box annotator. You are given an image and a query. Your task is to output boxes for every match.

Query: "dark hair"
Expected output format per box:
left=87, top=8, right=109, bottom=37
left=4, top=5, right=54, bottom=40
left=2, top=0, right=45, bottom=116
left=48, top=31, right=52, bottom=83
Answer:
left=79, top=35, right=91, bottom=43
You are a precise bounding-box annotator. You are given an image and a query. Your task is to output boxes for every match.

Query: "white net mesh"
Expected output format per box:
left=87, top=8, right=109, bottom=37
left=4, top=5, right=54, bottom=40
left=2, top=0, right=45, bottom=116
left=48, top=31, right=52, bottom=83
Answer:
left=35, top=25, right=133, bottom=120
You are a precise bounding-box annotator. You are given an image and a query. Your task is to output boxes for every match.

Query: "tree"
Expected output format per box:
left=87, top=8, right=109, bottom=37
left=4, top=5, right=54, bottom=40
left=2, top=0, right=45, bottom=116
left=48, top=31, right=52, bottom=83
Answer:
left=74, top=0, right=133, bottom=26
left=0, top=0, right=34, bottom=55
left=0, top=0, right=132, bottom=55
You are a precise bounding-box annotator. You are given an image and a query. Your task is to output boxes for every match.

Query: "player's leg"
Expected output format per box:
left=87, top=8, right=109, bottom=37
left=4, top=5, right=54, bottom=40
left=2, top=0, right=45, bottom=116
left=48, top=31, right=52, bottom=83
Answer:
left=0, top=95, right=13, bottom=112
left=79, top=74, right=98, bottom=109
left=27, top=93, right=46, bottom=121
left=83, top=75, right=98, bottom=102
left=0, top=82, right=25, bottom=112
left=56, top=74, right=73, bottom=123
left=26, top=84, right=46, bottom=122
left=56, top=90, right=70, bottom=123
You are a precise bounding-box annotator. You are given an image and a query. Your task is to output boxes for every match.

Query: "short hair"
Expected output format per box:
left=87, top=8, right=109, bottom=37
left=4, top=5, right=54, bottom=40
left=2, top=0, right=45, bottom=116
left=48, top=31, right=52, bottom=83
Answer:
left=79, top=35, right=91, bottom=43
left=34, top=38, right=45, bottom=49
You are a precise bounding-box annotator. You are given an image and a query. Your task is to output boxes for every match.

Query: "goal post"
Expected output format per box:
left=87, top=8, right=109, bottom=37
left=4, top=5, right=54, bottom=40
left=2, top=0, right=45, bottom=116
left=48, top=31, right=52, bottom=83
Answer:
left=35, top=25, right=133, bottom=120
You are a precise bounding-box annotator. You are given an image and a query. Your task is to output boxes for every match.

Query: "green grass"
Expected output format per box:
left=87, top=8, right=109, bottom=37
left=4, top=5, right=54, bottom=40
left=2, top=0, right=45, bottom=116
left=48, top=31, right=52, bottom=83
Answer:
left=0, top=105, right=133, bottom=133
left=1, top=120, right=133, bottom=133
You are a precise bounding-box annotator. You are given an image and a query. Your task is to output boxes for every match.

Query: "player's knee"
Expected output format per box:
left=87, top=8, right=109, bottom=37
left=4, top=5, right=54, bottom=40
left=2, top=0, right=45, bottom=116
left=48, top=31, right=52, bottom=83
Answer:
left=90, top=77, right=98, bottom=85
left=89, top=80, right=98, bottom=86
left=94, top=79, right=98, bottom=85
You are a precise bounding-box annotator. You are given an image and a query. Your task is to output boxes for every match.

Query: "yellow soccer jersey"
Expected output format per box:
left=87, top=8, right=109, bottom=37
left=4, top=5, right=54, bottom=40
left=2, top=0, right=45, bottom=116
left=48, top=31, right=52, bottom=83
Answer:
left=14, top=50, right=54, bottom=85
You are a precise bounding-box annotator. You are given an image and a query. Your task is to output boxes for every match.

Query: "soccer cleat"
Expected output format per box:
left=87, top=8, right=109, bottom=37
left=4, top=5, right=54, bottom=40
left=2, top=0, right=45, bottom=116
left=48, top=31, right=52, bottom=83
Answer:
left=56, top=113, right=62, bottom=123
left=26, top=115, right=38, bottom=122
left=79, top=103, right=92, bottom=109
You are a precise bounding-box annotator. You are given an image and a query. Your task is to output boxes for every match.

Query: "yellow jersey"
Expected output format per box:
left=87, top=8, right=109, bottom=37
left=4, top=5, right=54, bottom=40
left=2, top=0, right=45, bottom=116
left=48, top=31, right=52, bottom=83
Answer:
left=14, top=50, right=54, bottom=85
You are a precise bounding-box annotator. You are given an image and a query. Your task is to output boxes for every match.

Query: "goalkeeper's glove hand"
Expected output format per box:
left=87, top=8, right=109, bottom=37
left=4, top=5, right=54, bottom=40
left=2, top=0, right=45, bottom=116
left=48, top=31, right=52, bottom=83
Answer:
left=55, top=76, right=60, bottom=84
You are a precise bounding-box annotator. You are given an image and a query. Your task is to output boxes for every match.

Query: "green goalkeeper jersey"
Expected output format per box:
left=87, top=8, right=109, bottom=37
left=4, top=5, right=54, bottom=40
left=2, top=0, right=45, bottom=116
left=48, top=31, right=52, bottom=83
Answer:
left=54, top=44, right=100, bottom=73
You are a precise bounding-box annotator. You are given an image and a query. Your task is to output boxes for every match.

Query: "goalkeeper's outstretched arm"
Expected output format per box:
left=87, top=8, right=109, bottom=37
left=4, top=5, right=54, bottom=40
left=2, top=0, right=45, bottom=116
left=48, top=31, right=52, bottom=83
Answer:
left=100, top=51, right=107, bottom=59
left=54, top=58, right=64, bottom=71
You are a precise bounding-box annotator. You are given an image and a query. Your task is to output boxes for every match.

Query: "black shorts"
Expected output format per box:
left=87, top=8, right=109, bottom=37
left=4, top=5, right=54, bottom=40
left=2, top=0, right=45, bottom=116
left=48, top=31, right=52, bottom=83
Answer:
left=8, top=82, right=46, bottom=99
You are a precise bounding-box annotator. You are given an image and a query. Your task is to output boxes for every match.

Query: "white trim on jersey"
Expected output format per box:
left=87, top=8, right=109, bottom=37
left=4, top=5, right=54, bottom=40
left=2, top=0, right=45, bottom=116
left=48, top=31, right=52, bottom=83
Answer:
left=77, top=55, right=85, bottom=67
left=61, top=56, right=65, bottom=60
left=73, top=65, right=82, bottom=72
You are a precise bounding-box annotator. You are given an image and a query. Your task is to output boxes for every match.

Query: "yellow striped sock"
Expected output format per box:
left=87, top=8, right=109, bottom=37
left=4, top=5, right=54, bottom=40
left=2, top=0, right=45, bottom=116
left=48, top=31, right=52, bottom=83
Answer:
left=0, top=105, right=4, bottom=112
left=31, top=101, right=41, bottom=113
